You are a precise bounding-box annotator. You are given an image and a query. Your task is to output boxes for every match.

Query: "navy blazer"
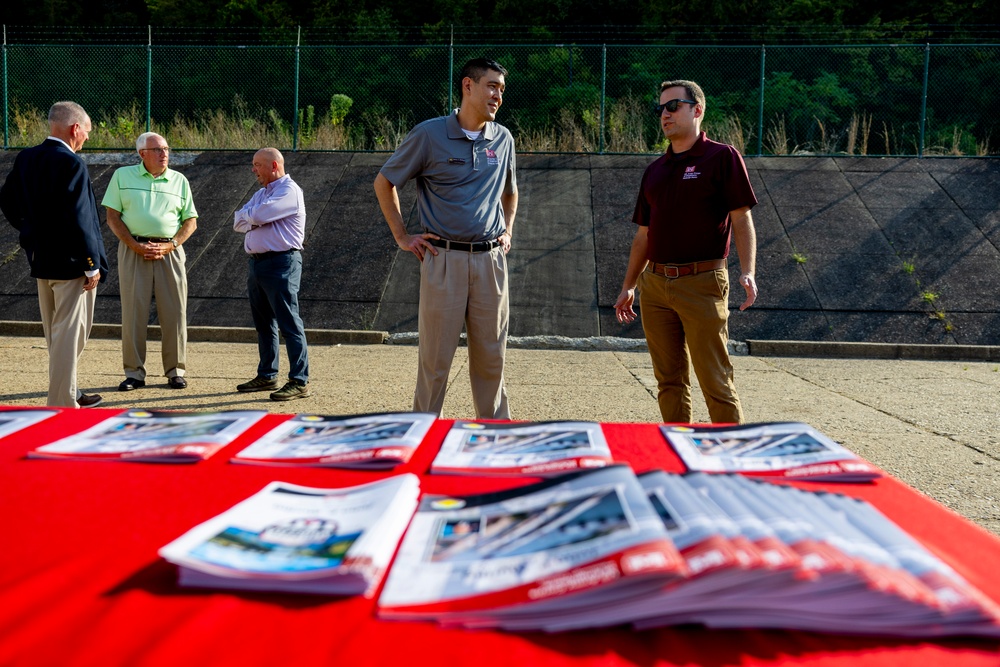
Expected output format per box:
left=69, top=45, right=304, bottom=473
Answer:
left=0, top=138, right=108, bottom=281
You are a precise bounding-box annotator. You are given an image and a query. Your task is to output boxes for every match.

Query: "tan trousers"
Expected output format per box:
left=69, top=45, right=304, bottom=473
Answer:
left=118, top=243, right=187, bottom=380
left=37, top=277, right=96, bottom=408
left=415, top=247, right=510, bottom=419
left=638, top=268, right=744, bottom=424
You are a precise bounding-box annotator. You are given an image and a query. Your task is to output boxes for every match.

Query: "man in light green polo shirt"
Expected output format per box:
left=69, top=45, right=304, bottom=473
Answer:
left=102, top=132, right=197, bottom=391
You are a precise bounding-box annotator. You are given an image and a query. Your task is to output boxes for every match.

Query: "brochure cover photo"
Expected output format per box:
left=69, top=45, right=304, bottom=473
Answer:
left=232, top=412, right=436, bottom=468
left=160, top=475, right=420, bottom=596
left=29, top=410, right=267, bottom=462
left=378, top=464, right=687, bottom=624
left=432, top=420, right=614, bottom=476
left=662, top=421, right=882, bottom=481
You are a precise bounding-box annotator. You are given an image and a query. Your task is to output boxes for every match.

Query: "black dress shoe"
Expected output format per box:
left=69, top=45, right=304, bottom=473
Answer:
left=168, top=376, right=188, bottom=389
left=118, top=378, right=145, bottom=391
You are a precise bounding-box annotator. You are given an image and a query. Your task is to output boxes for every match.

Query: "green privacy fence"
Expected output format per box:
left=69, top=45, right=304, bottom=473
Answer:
left=2, top=39, right=997, bottom=156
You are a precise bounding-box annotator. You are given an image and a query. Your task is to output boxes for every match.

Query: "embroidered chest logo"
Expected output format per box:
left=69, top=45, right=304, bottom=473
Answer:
left=485, top=148, right=499, bottom=166
left=682, top=165, right=700, bottom=180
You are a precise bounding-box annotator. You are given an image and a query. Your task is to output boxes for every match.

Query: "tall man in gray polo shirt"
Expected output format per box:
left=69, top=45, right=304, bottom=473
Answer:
left=375, top=58, right=518, bottom=419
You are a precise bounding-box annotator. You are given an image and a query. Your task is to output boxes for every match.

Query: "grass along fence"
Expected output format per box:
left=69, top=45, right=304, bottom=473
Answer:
left=6, top=100, right=990, bottom=157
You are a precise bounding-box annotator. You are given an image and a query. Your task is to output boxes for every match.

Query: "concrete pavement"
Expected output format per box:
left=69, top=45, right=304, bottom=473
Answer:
left=2, top=333, right=998, bottom=536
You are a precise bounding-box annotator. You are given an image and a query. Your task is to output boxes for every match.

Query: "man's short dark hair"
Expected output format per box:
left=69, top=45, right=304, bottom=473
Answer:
left=460, top=58, right=508, bottom=85
left=659, top=80, right=706, bottom=109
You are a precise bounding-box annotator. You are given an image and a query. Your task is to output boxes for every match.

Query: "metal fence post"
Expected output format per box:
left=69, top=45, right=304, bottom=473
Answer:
left=599, top=44, right=606, bottom=154
left=919, top=43, right=930, bottom=158
left=448, top=25, right=454, bottom=113
left=756, top=44, right=765, bottom=157
left=3, top=26, right=7, bottom=150
left=292, top=27, right=301, bottom=152
left=146, top=26, right=152, bottom=133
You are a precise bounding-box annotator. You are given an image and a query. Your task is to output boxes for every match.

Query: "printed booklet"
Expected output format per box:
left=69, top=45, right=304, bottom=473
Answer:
left=378, top=464, right=688, bottom=626
left=431, top=420, right=614, bottom=476
left=378, top=467, right=1000, bottom=637
left=159, top=475, right=420, bottom=597
left=28, top=409, right=266, bottom=462
left=628, top=472, right=1000, bottom=637
left=0, top=408, right=57, bottom=441
left=662, top=421, right=882, bottom=481
left=231, top=412, right=436, bottom=469
left=516, top=471, right=1000, bottom=637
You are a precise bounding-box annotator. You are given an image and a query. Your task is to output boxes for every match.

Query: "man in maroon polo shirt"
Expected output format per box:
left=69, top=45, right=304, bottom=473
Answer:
left=614, top=79, right=758, bottom=424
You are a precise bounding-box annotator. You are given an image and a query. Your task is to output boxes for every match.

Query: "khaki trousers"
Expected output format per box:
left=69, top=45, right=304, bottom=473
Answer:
left=37, top=277, right=96, bottom=408
left=415, top=247, right=510, bottom=419
left=638, top=268, right=744, bottom=424
left=118, top=243, right=187, bottom=380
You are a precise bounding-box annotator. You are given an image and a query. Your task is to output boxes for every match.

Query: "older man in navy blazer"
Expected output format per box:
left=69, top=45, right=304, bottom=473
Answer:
left=0, top=101, right=108, bottom=408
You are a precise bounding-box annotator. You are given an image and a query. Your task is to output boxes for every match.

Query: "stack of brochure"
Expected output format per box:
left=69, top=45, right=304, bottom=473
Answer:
left=160, top=475, right=420, bottom=597
left=231, top=412, right=436, bottom=469
left=431, top=420, right=614, bottom=476
left=631, top=472, right=1000, bottom=637
left=501, top=472, right=1000, bottom=637
left=662, top=421, right=882, bottom=482
left=29, top=410, right=266, bottom=462
left=378, top=468, right=1000, bottom=637
left=378, top=465, right=688, bottom=626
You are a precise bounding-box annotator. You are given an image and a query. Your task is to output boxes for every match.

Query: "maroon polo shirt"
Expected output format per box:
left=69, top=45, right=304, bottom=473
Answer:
left=633, top=132, right=757, bottom=264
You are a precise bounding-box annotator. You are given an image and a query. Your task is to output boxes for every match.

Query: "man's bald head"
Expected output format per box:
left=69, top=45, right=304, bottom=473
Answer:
left=251, top=147, right=286, bottom=187
left=255, top=147, right=284, bottom=165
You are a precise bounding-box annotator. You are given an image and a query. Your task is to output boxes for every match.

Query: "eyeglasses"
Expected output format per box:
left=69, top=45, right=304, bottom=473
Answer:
left=141, top=147, right=170, bottom=154
left=654, top=99, right=697, bottom=115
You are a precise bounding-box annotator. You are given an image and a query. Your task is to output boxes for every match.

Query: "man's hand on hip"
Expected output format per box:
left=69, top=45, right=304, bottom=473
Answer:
left=398, top=232, right=440, bottom=262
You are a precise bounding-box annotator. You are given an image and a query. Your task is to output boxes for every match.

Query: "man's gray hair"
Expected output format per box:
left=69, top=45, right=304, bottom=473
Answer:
left=48, top=101, right=89, bottom=127
left=136, top=132, right=164, bottom=152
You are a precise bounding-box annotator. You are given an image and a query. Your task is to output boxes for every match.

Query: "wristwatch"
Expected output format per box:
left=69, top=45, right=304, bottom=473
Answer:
left=170, top=238, right=179, bottom=248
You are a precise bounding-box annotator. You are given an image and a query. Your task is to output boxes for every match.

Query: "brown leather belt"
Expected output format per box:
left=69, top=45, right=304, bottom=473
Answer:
left=648, top=259, right=726, bottom=278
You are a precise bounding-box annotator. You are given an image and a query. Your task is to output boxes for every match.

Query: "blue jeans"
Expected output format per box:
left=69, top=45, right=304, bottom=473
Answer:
left=247, top=250, right=309, bottom=384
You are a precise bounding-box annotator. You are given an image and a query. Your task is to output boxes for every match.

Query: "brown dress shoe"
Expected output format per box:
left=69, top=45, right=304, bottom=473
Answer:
left=77, top=393, right=103, bottom=408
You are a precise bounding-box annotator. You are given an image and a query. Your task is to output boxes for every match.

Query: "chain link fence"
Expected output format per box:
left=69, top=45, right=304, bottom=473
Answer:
left=2, top=38, right=997, bottom=156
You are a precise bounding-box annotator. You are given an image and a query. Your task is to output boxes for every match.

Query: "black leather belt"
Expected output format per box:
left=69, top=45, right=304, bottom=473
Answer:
left=428, top=238, right=500, bottom=253
left=250, top=249, right=300, bottom=260
left=133, top=236, right=171, bottom=243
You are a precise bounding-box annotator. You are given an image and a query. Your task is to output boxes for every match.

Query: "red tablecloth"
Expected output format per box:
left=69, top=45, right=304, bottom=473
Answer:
left=1, top=408, right=999, bottom=667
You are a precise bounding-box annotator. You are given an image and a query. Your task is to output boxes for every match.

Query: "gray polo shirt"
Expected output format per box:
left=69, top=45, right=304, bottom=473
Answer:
left=379, top=110, right=516, bottom=242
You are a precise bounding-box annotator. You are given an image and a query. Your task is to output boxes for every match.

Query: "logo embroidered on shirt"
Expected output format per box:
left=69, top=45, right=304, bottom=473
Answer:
left=485, top=148, right=499, bottom=166
left=682, top=165, right=700, bottom=180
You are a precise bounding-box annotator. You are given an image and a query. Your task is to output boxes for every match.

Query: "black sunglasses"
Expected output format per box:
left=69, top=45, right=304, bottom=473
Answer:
left=654, top=99, right=697, bottom=115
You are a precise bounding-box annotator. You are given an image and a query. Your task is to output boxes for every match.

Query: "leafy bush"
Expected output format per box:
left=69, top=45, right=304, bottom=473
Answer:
left=330, top=94, right=353, bottom=126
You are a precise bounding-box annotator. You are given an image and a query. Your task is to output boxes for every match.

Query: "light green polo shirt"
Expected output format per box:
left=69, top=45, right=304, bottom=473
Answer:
left=101, top=163, right=198, bottom=238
